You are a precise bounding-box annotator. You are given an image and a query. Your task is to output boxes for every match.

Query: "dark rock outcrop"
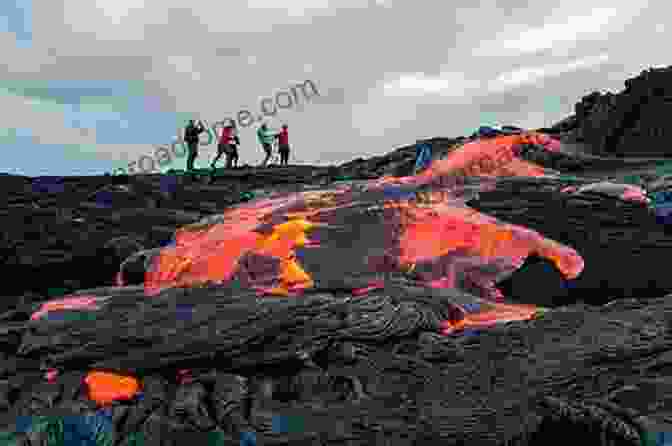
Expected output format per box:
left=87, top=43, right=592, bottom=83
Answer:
left=553, top=65, right=672, bottom=157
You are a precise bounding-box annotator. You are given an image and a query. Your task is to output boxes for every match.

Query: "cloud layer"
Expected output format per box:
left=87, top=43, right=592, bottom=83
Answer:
left=0, top=0, right=665, bottom=175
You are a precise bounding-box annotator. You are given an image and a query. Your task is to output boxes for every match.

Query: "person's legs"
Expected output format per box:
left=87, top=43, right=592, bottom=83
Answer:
left=261, top=144, right=272, bottom=167
left=211, top=144, right=225, bottom=168
left=229, top=146, right=238, bottom=167
left=278, top=144, right=287, bottom=165
left=187, top=142, right=198, bottom=171
left=232, top=149, right=239, bottom=167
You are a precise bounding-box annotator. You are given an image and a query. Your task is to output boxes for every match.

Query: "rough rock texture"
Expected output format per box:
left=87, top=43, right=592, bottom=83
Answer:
left=469, top=176, right=672, bottom=303
left=5, top=287, right=672, bottom=445
left=551, top=65, right=672, bottom=157
left=4, top=138, right=672, bottom=444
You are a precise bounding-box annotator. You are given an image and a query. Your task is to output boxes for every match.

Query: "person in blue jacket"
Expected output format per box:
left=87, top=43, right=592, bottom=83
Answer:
left=414, top=140, right=432, bottom=174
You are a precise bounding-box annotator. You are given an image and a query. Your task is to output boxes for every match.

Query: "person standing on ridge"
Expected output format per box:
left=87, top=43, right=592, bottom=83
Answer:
left=257, top=123, right=275, bottom=167
left=276, top=124, right=290, bottom=166
left=184, top=119, right=205, bottom=172
left=211, top=122, right=235, bottom=169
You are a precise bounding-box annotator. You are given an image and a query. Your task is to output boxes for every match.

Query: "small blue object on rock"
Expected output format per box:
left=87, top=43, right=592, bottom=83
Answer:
left=160, top=175, right=179, bottom=194
left=562, top=280, right=576, bottom=290
left=176, top=304, right=194, bottom=321
left=272, top=415, right=305, bottom=434
left=654, top=203, right=672, bottom=225
left=475, top=126, right=503, bottom=138
left=414, top=142, right=432, bottom=173
left=462, top=302, right=481, bottom=313
left=382, top=185, right=416, bottom=201
left=239, top=431, right=257, bottom=446
left=32, top=176, right=65, bottom=194
left=15, top=416, right=31, bottom=433
left=94, top=191, right=114, bottom=208
left=644, top=429, right=672, bottom=446
left=651, top=190, right=672, bottom=205
left=272, top=415, right=289, bottom=434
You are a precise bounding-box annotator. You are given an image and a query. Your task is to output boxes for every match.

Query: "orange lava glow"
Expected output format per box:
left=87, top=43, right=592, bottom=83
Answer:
left=138, top=131, right=580, bottom=334
left=31, top=295, right=107, bottom=320
left=416, top=133, right=554, bottom=183
left=85, top=371, right=140, bottom=406
left=390, top=201, right=583, bottom=283
left=145, top=218, right=320, bottom=296
left=441, top=302, right=541, bottom=335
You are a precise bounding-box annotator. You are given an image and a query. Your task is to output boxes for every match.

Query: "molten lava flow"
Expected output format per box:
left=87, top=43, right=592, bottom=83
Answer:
left=141, top=131, right=580, bottom=334
left=145, top=217, right=320, bottom=296
left=414, top=132, right=556, bottom=183
left=392, top=200, right=583, bottom=300
left=85, top=371, right=140, bottom=406
left=31, top=295, right=109, bottom=321
left=249, top=219, right=318, bottom=295
left=441, top=301, right=541, bottom=335
left=370, top=133, right=558, bottom=190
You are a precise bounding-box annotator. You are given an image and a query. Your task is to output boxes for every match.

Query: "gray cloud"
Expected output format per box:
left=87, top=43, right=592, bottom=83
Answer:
left=1, top=0, right=668, bottom=170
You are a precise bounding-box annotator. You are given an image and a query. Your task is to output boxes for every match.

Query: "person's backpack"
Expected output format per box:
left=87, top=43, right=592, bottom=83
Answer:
left=185, top=125, right=197, bottom=142
left=185, top=123, right=203, bottom=142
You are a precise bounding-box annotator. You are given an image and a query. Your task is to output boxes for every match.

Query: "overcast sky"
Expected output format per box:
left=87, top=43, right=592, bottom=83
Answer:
left=0, top=0, right=668, bottom=176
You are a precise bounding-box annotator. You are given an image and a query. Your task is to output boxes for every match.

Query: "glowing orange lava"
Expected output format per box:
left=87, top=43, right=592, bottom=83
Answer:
left=139, top=131, right=579, bottom=334
left=85, top=371, right=140, bottom=406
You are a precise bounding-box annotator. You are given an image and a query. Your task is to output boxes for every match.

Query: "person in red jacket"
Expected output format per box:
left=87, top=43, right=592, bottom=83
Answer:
left=211, top=122, right=237, bottom=169
left=276, top=124, right=290, bottom=166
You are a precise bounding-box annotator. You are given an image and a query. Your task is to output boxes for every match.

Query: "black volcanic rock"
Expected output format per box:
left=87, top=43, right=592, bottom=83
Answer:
left=4, top=127, right=672, bottom=445
left=553, top=65, right=672, bottom=157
